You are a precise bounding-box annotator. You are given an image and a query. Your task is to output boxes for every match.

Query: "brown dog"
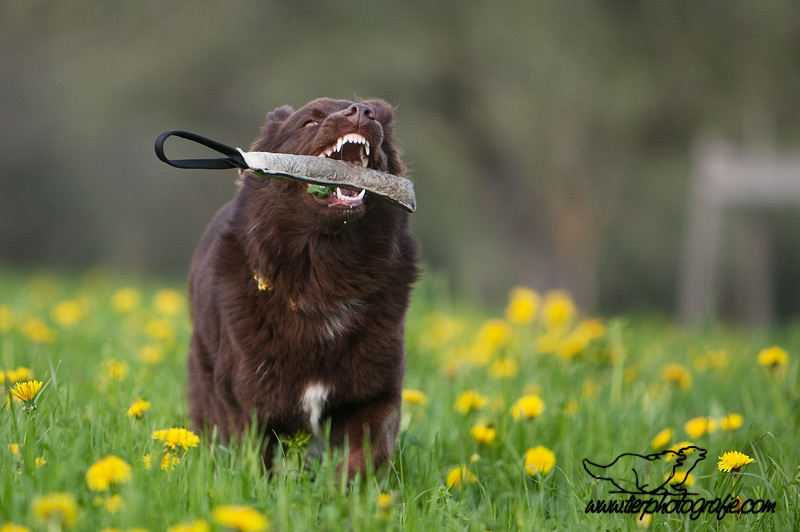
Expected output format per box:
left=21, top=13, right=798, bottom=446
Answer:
left=186, top=98, right=419, bottom=477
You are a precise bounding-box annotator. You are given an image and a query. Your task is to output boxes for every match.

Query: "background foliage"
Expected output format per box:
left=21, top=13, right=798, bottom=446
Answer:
left=2, top=1, right=800, bottom=317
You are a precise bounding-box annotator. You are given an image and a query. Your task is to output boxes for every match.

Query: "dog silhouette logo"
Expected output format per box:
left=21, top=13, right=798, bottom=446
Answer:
left=583, top=446, right=707, bottom=495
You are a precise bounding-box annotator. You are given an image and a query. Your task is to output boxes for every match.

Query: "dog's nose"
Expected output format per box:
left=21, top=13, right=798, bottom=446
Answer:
left=343, top=104, right=375, bottom=125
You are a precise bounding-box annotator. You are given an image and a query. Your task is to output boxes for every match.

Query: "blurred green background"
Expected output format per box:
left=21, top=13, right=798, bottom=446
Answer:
left=2, top=1, right=799, bottom=320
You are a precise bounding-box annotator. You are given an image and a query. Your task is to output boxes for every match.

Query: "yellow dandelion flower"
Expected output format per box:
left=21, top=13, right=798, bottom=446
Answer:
left=470, top=422, right=496, bottom=445
left=558, top=332, right=588, bottom=359
left=719, top=413, right=743, bottom=431
left=0, top=524, right=32, bottom=532
left=445, top=466, right=477, bottom=489
left=717, top=451, right=754, bottom=472
left=154, top=289, right=184, bottom=316
left=103, top=359, right=129, bottom=381
left=563, top=398, right=579, bottom=417
left=664, top=471, right=694, bottom=486
left=505, top=287, right=540, bottom=324
left=111, top=288, right=141, bottom=313
left=138, top=344, right=165, bottom=365
left=126, top=399, right=151, bottom=418
left=477, top=319, right=512, bottom=349
left=145, top=319, right=175, bottom=344
left=541, top=291, right=576, bottom=330
left=166, top=520, right=210, bottom=532
left=22, top=318, right=56, bottom=343
left=469, top=453, right=481, bottom=463
left=757, top=346, right=788, bottom=368
left=651, top=428, right=672, bottom=449
left=536, top=329, right=562, bottom=354
left=573, top=318, right=606, bottom=341
left=684, top=417, right=715, bottom=439
left=160, top=452, right=182, bottom=471
left=490, top=358, right=518, bottom=378
left=421, top=313, right=464, bottom=350
left=693, top=349, right=729, bottom=371
left=0, top=305, right=16, bottom=332
left=375, top=493, right=394, bottom=517
left=402, top=389, right=428, bottom=405
left=510, top=394, right=545, bottom=420
left=104, top=494, right=123, bottom=513
left=636, top=512, right=652, bottom=529
left=52, top=300, right=85, bottom=327
left=524, top=445, right=556, bottom=476
left=581, top=378, right=600, bottom=399
left=212, top=505, right=270, bottom=532
left=30, top=492, right=78, bottom=529
left=86, top=455, right=132, bottom=491
left=661, top=364, right=692, bottom=389
left=153, top=428, right=200, bottom=450
left=454, top=390, right=489, bottom=414
left=665, top=442, right=695, bottom=462
left=35, top=456, right=47, bottom=468
left=9, top=443, right=21, bottom=457
left=10, top=380, right=43, bottom=407
left=1, top=366, right=32, bottom=385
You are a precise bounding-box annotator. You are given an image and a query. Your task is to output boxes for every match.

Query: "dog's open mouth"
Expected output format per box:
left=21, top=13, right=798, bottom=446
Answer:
left=308, top=133, right=371, bottom=208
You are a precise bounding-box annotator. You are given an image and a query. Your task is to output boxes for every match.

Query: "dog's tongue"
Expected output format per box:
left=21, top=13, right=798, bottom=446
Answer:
left=307, top=184, right=366, bottom=208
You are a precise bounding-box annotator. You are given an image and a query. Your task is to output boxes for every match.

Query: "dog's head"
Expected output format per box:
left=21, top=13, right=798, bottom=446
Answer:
left=245, top=98, right=405, bottom=231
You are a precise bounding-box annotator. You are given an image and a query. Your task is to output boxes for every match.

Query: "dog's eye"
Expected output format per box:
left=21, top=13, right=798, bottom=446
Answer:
left=302, top=120, right=319, bottom=128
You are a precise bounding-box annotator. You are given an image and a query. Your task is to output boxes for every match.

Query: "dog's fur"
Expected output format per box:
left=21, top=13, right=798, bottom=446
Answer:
left=187, top=98, right=418, bottom=477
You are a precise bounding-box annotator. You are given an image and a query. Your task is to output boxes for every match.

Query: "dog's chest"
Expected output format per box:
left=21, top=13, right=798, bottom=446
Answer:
left=300, top=382, right=330, bottom=437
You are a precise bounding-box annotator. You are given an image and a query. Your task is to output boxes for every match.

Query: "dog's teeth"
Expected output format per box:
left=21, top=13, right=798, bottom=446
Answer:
left=335, top=187, right=344, bottom=199
left=365, top=142, right=370, bottom=156
left=356, top=189, right=365, bottom=200
left=335, top=138, right=344, bottom=153
left=360, top=153, right=368, bottom=167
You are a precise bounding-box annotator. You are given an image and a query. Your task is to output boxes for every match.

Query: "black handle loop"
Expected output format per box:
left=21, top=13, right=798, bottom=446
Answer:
left=154, top=130, right=248, bottom=170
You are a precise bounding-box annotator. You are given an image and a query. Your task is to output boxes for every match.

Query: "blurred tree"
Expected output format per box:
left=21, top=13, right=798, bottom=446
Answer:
left=1, top=0, right=799, bottom=318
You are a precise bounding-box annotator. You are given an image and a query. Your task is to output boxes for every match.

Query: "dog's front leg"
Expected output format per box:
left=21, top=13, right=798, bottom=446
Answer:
left=330, top=395, right=401, bottom=480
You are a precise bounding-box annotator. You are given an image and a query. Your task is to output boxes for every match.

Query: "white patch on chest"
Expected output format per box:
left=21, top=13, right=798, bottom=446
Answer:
left=301, top=383, right=330, bottom=437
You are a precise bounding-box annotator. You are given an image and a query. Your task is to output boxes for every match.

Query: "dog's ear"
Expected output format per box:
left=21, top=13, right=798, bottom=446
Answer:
left=267, top=105, right=294, bottom=123
left=252, top=105, right=295, bottom=151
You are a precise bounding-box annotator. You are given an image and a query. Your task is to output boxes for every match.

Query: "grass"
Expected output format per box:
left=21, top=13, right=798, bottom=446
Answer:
left=0, top=268, right=798, bottom=531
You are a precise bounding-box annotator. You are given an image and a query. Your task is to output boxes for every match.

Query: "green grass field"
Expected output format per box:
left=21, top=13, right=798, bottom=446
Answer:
left=0, top=269, right=798, bottom=531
